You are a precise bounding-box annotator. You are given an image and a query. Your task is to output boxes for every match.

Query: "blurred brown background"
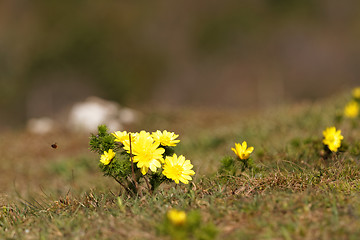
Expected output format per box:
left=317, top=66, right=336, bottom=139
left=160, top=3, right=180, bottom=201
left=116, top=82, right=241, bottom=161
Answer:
left=0, top=0, right=359, bottom=129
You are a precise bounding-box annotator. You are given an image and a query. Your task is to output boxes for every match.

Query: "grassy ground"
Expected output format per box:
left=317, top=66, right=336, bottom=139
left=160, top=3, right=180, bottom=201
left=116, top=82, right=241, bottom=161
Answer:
left=1, top=92, right=360, bottom=239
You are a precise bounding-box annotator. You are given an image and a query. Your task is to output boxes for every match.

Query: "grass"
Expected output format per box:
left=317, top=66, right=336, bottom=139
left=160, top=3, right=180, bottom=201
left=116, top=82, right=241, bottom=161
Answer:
left=1, top=91, right=360, bottom=239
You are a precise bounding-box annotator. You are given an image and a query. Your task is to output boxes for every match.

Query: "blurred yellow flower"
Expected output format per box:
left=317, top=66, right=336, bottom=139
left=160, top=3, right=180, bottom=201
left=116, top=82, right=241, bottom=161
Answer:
left=123, top=130, right=164, bottom=175
left=100, top=149, right=115, bottom=165
left=232, top=141, right=254, bottom=160
left=152, top=130, right=180, bottom=147
left=163, top=154, right=195, bottom=184
left=352, top=87, right=360, bottom=99
left=322, top=127, right=343, bottom=152
left=167, top=209, right=187, bottom=226
left=344, top=101, right=359, bottom=118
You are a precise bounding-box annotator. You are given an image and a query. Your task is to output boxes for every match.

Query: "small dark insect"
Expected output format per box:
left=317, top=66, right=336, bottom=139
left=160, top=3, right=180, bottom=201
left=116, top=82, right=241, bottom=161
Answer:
left=51, top=143, right=58, bottom=149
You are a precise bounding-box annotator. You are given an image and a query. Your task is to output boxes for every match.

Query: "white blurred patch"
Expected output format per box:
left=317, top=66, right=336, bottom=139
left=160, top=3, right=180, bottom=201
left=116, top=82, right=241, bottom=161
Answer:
left=26, top=96, right=140, bottom=134
left=118, top=107, right=138, bottom=124
left=67, top=97, right=139, bottom=133
left=26, top=117, right=55, bottom=135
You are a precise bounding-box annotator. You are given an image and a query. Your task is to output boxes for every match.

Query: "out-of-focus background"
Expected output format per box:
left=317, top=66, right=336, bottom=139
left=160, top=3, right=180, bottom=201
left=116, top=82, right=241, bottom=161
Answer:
left=1, top=0, right=359, bottom=129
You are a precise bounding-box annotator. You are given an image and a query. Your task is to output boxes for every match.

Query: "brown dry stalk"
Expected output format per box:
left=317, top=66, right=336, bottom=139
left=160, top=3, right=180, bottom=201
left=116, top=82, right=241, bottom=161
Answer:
left=129, top=133, right=138, bottom=192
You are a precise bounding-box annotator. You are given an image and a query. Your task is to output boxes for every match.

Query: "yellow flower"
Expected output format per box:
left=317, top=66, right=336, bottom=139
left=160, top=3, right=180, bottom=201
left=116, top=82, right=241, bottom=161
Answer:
left=123, top=133, right=139, bottom=151
left=231, top=141, right=254, bottom=160
left=151, top=130, right=180, bottom=147
left=112, top=131, right=129, bottom=143
left=167, top=209, right=187, bottom=226
left=100, top=149, right=115, bottom=165
left=344, top=101, right=359, bottom=118
left=323, top=127, right=343, bottom=152
left=123, top=131, right=164, bottom=175
left=162, top=154, right=195, bottom=184
left=352, top=87, right=360, bottom=99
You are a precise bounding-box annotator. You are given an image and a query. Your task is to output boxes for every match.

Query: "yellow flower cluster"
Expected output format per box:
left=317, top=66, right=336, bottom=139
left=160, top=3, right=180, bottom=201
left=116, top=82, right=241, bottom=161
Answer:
left=323, top=126, right=343, bottom=152
left=101, top=130, right=195, bottom=184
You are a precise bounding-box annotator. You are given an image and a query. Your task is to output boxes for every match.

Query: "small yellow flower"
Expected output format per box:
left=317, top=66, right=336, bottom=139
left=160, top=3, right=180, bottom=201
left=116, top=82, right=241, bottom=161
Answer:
left=323, top=127, right=343, bottom=152
left=352, top=87, right=360, bottom=99
left=167, top=209, right=187, bottom=226
left=231, top=141, right=254, bottom=160
left=123, top=131, right=164, bottom=175
left=344, top=101, right=359, bottom=118
left=163, top=154, right=195, bottom=184
left=100, top=149, right=115, bottom=165
left=152, top=130, right=180, bottom=147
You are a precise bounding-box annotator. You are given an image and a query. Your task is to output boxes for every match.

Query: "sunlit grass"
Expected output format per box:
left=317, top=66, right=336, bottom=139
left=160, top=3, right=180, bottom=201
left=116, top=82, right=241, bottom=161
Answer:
left=1, top=91, right=360, bottom=239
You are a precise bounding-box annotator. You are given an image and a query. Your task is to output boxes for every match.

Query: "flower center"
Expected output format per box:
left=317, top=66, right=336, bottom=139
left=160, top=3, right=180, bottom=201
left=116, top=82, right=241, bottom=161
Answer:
left=142, top=151, right=153, bottom=163
left=169, top=165, right=183, bottom=178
